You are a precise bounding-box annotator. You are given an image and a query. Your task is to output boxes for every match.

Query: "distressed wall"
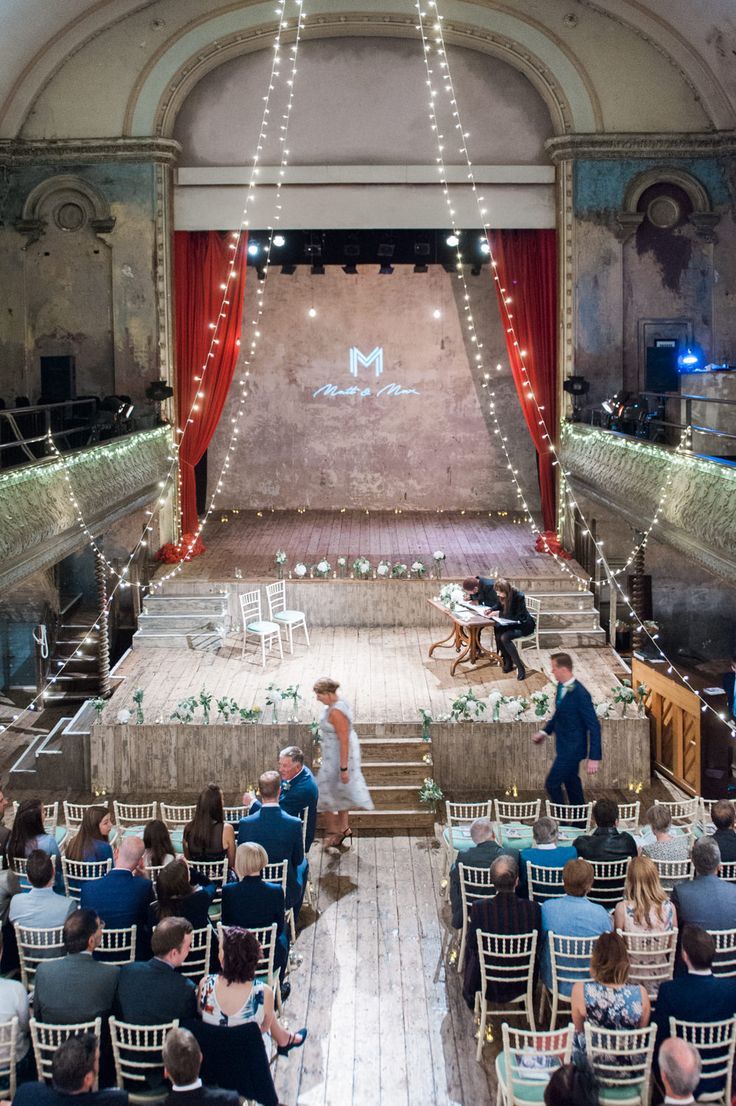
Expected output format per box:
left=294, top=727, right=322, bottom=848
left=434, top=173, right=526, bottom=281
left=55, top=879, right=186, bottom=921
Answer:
left=208, top=265, right=539, bottom=512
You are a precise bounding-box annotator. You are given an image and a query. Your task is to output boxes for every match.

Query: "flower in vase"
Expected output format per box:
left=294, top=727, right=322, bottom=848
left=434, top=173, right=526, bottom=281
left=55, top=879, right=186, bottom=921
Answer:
left=293, top=562, right=308, bottom=578
left=392, top=562, right=408, bottom=578
left=411, top=561, right=426, bottom=577
left=275, top=550, right=287, bottom=565
left=337, top=557, right=347, bottom=567
left=116, top=709, right=131, bottom=724
left=377, top=560, right=391, bottom=577
left=432, top=550, right=446, bottom=562
left=315, top=559, right=331, bottom=578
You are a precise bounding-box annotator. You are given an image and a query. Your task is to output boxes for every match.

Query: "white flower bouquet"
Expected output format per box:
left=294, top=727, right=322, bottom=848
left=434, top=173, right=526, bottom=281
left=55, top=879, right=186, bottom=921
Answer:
left=116, top=708, right=131, bottom=725
left=595, top=700, right=612, bottom=720
left=503, top=696, right=528, bottom=722
left=438, top=582, right=465, bottom=610
left=377, top=560, right=391, bottom=577
left=411, top=560, right=427, bottom=578
left=392, top=562, right=408, bottom=578
left=337, top=556, right=347, bottom=577
left=488, top=690, right=505, bottom=722
left=450, top=689, right=487, bottom=722
left=353, top=556, right=371, bottom=578
left=275, top=550, right=287, bottom=565
left=530, top=689, right=551, bottom=719
left=432, top=550, right=446, bottom=578
left=293, top=562, right=308, bottom=578
left=612, top=682, right=636, bottom=716
left=314, top=559, right=331, bottom=578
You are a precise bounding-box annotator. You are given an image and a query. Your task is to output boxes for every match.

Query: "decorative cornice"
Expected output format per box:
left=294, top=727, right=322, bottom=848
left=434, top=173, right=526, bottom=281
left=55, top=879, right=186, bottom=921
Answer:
left=0, top=137, right=181, bottom=167
left=545, top=131, right=736, bottom=162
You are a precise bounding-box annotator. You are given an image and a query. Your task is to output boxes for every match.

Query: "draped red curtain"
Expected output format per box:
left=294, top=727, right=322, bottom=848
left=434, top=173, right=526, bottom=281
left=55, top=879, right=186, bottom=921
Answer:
left=489, top=229, right=558, bottom=533
left=174, top=231, right=247, bottom=534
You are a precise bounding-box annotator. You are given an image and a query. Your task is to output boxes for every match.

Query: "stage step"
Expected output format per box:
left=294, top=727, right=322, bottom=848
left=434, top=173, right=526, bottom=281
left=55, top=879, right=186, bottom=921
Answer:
left=144, top=594, right=228, bottom=614
left=137, top=612, right=229, bottom=632
left=348, top=809, right=436, bottom=832
left=530, top=592, right=597, bottom=612
left=134, top=594, right=229, bottom=650
left=537, top=627, right=607, bottom=647
left=358, top=736, right=430, bottom=762
left=361, top=761, right=428, bottom=785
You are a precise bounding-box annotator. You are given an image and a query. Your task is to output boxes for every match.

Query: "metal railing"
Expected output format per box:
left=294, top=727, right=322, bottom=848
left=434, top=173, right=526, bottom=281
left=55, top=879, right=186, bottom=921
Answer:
left=641, top=391, right=736, bottom=450
left=0, top=399, right=129, bottom=468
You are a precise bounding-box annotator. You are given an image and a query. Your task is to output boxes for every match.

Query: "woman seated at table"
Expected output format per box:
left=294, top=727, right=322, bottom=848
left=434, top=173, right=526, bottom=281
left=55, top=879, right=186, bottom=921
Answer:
left=142, top=819, right=176, bottom=872
left=571, top=931, right=650, bottom=1051
left=7, top=798, right=64, bottom=892
left=147, top=858, right=215, bottom=930
left=64, top=805, right=114, bottom=863
left=640, top=804, right=690, bottom=866
left=183, top=783, right=236, bottom=871
left=198, top=926, right=306, bottom=1056
left=222, top=843, right=289, bottom=977
left=489, top=577, right=536, bottom=682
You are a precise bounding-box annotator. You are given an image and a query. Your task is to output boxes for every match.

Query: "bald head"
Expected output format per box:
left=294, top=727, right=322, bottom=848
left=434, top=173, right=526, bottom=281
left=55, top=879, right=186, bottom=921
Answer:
left=491, top=854, right=518, bottom=892
left=659, top=1038, right=701, bottom=1098
left=469, top=818, right=495, bottom=845
left=115, top=835, right=145, bottom=871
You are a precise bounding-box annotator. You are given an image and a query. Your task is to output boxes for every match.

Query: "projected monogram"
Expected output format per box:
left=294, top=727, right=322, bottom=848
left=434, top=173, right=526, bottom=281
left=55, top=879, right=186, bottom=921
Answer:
left=312, top=346, right=420, bottom=400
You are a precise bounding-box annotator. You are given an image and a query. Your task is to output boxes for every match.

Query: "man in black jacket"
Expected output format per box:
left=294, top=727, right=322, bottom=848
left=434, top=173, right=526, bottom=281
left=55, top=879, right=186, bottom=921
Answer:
left=10, top=1034, right=127, bottom=1105
left=163, top=1028, right=239, bottom=1106
left=462, top=576, right=500, bottom=611
left=711, top=799, right=736, bottom=861
left=116, top=917, right=197, bottom=1024
left=572, top=799, right=637, bottom=862
left=449, top=819, right=518, bottom=929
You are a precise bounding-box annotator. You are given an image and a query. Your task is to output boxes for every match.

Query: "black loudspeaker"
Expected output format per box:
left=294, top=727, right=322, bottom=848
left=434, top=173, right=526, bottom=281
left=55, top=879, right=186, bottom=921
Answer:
left=645, top=347, right=679, bottom=394
left=40, top=356, right=76, bottom=403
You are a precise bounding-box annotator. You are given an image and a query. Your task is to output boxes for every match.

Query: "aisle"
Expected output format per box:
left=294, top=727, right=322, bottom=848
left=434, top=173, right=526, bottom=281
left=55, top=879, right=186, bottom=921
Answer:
left=273, top=834, right=497, bottom=1106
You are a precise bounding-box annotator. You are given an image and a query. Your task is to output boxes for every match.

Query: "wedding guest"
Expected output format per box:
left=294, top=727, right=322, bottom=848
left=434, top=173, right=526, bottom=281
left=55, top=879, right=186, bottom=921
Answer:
left=7, top=798, right=63, bottom=892
left=519, top=816, right=576, bottom=898
left=571, top=932, right=650, bottom=1048
left=490, top=577, right=536, bottom=681
left=10, top=1033, right=127, bottom=1105
left=162, top=1027, right=239, bottom=1105
left=222, top=843, right=289, bottom=987
left=64, top=806, right=114, bottom=864
left=147, top=859, right=215, bottom=931
left=640, top=804, right=690, bottom=865
left=243, top=747, right=319, bottom=851
left=710, top=800, right=736, bottom=861
left=9, top=849, right=76, bottom=928
left=612, top=855, right=677, bottom=935
left=313, top=677, right=373, bottom=847
left=143, top=820, right=177, bottom=871
left=183, top=785, right=235, bottom=870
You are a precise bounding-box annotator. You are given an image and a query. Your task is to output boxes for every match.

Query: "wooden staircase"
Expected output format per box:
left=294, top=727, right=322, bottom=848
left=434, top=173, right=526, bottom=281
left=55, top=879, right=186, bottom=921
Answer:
left=43, top=599, right=103, bottom=706
left=350, top=732, right=436, bottom=832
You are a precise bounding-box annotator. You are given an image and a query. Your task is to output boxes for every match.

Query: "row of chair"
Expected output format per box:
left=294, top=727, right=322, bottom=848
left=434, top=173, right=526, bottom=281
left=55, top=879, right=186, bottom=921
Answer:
left=239, top=581, right=310, bottom=667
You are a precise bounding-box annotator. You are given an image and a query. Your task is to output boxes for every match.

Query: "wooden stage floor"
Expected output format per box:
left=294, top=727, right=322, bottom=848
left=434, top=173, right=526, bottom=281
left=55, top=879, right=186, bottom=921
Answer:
left=274, top=832, right=501, bottom=1106
left=107, top=629, right=626, bottom=724
left=173, top=509, right=579, bottom=583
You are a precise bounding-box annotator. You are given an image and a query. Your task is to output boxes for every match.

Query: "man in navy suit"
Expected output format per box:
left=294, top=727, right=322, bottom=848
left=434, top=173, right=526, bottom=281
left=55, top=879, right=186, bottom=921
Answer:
left=237, top=772, right=306, bottom=912
left=462, top=576, right=500, bottom=611
left=244, top=747, right=319, bottom=851
left=163, top=1028, right=240, bottom=1106
left=532, top=652, right=601, bottom=805
left=116, top=917, right=197, bottom=1024
left=80, top=836, right=153, bottom=953
left=723, top=654, right=736, bottom=720
left=653, top=925, right=736, bottom=1097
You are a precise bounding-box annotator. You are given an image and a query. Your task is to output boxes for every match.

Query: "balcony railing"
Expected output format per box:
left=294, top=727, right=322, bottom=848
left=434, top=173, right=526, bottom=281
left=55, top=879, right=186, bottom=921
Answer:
left=0, top=399, right=145, bottom=469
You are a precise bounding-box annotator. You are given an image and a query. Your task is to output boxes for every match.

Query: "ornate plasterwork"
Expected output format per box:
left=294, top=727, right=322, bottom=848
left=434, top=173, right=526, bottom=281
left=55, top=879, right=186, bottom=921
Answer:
left=0, top=137, right=181, bottom=166
left=545, top=131, right=736, bottom=163
left=614, top=166, right=721, bottom=243
left=15, top=172, right=115, bottom=246
left=560, top=424, right=736, bottom=583
left=0, top=427, right=172, bottom=595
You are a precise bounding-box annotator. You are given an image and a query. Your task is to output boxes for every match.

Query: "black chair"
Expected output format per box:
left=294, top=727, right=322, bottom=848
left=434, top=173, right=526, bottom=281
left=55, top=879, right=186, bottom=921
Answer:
left=184, top=1019, right=278, bottom=1106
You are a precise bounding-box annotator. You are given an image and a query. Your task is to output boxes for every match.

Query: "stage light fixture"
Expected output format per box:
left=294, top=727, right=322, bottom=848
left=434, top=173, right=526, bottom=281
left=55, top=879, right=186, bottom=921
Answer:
left=377, top=241, right=395, bottom=258
left=379, top=262, right=395, bottom=275
left=446, top=233, right=459, bottom=247
left=273, top=235, right=286, bottom=247
left=413, top=264, right=429, bottom=273
left=247, top=242, right=260, bottom=256
left=280, top=264, right=297, bottom=275
left=342, top=263, right=358, bottom=275
left=310, top=262, right=325, bottom=275
left=479, top=240, right=490, bottom=255
left=256, top=266, right=266, bottom=280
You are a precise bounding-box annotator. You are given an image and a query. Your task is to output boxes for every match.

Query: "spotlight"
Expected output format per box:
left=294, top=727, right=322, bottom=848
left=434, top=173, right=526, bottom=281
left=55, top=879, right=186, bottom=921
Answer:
left=308, top=307, right=317, bottom=318
left=377, top=241, right=395, bottom=258
left=310, top=262, right=325, bottom=275
left=677, top=345, right=704, bottom=371
left=273, top=235, right=286, bottom=247
left=446, top=234, right=459, bottom=247
left=342, top=263, right=358, bottom=275
left=379, top=262, right=394, bottom=275
left=280, top=264, right=297, bottom=275
left=247, top=242, right=260, bottom=257
left=413, top=264, right=429, bottom=274
left=479, top=240, right=491, bottom=255
left=432, top=309, right=441, bottom=319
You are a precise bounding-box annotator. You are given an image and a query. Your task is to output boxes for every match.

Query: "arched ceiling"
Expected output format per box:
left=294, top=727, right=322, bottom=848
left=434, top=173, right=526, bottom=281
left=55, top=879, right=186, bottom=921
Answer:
left=0, top=0, right=735, bottom=140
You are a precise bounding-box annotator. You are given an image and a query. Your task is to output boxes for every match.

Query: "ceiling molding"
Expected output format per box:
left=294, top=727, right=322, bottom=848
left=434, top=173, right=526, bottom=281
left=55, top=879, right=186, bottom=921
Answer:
left=545, top=131, right=736, bottom=162
left=0, top=136, right=181, bottom=165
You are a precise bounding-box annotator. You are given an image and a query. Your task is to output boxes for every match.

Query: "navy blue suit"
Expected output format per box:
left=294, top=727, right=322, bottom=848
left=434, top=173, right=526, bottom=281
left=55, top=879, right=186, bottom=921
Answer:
left=222, top=875, right=289, bottom=974
left=116, top=958, right=197, bottom=1023
left=81, top=869, right=153, bottom=956
left=248, top=767, right=319, bottom=851
left=724, top=669, right=735, bottom=720
left=542, top=681, right=602, bottom=806
left=653, top=972, right=736, bottom=1096
left=237, top=807, right=305, bottom=911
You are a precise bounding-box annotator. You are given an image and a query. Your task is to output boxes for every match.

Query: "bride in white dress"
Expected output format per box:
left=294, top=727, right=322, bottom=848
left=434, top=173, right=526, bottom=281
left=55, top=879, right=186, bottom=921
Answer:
left=313, top=676, right=374, bottom=847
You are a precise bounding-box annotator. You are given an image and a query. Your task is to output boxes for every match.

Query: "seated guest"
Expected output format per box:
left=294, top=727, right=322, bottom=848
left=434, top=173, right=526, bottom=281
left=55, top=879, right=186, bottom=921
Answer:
left=9, top=848, right=76, bottom=927
left=162, top=1027, right=239, bottom=1105
left=9, top=1033, right=127, bottom=1105
left=183, top=784, right=235, bottom=870
left=652, top=926, right=736, bottom=1096
left=33, top=909, right=119, bottom=1023
left=658, top=1038, right=700, bottom=1106
left=573, top=799, right=637, bottom=862
left=544, top=1058, right=599, bottom=1106
left=237, top=772, right=306, bottom=912
left=222, top=843, right=289, bottom=985
left=540, top=858, right=612, bottom=994
left=571, top=931, right=650, bottom=1048
left=461, top=575, right=500, bottom=611
left=462, top=854, right=541, bottom=1010
left=7, top=798, right=64, bottom=892
left=613, top=854, right=677, bottom=935
left=710, top=799, right=736, bottom=861
left=0, top=958, right=31, bottom=1076
left=198, top=926, right=306, bottom=1056
left=64, top=806, right=114, bottom=864
left=640, top=803, right=690, bottom=880
left=147, top=860, right=215, bottom=931
left=0, top=788, right=18, bottom=929
left=116, top=917, right=197, bottom=1023
left=671, top=837, right=736, bottom=942
left=143, top=819, right=177, bottom=871
left=243, top=746, right=319, bottom=851
left=449, top=818, right=511, bottom=928
left=519, top=816, right=577, bottom=899
left=80, top=836, right=153, bottom=935
left=489, top=577, right=536, bottom=681
left=0, top=787, right=11, bottom=862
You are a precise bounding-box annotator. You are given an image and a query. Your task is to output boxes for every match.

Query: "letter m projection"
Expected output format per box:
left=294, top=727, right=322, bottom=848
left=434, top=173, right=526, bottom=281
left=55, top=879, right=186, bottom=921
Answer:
left=349, top=347, right=384, bottom=378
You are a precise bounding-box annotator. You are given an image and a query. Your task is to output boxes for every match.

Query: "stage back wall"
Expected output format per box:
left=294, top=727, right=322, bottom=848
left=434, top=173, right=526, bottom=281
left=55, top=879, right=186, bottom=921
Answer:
left=209, top=266, right=537, bottom=511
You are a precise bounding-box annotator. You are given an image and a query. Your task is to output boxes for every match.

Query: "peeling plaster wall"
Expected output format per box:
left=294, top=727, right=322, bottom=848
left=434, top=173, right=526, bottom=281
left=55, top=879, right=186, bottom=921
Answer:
left=209, top=265, right=538, bottom=511
left=0, top=162, right=160, bottom=405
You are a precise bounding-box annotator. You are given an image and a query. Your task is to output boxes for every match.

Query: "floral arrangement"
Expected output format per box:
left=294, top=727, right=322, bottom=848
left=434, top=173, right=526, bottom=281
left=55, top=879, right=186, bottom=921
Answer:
left=392, top=562, right=408, bottom=578
left=504, top=696, right=529, bottom=722
left=419, top=777, right=444, bottom=810
left=595, top=700, right=612, bottom=720
left=314, top=559, right=331, bottom=579
left=488, top=690, right=505, bottom=722
left=170, top=695, right=198, bottom=724
left=377, top=560, right=391, bottom=578
left=635, top=682, right=649, bottom=714
left=116, top=708, right=131, bottom=724
left=282, top=684, right=302, bottom=721
left=530, top=689, right=551, bottom=719
left=337, top=557, right=347, bottom=578
left=411, top=560, right=427, bottom=578
left=438, top=582, right=465, bottom=611
left=132, top=687, right=145, bottom=726
left=91, top=697, right=106, bottom=722
left=198, top=687, right=212, bottom=725
left=309, top=719, right=321, bottom=745
left=216, top=696, right=240, bottom=722
left=353, top=556, right=371, bottom=578
left=239, top=706, right=262, bottom=723
left=450, top=689, right=487, bottom=722
left=293, top=562, right=308, bottom=578
left=156, top=533, right=205, bottom=564
left=432, top=550, right=446, bottom=578
left=418, top=707, right=433, bottom=740
left=265, top=683, right=283, bottom=723
left=611, top=681, right=636, bottom=717
left=275, top=550, right=287, bottom=565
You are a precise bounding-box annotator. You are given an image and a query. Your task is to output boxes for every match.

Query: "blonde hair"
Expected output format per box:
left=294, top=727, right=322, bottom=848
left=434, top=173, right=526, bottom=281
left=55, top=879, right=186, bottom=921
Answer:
left=235, top=842, right=268, bottom=879
left=624, top=854, right=669, bottom=928
left=591, top=931, right=630, bottom=986
left=313, top=677, right=340, bottom=695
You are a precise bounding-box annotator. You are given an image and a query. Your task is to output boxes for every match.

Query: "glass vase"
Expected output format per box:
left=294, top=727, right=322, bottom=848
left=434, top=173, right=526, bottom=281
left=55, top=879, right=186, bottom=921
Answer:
left=277, top=564, right=284, bottom=580
left=270, top=704, right=279, bottom=724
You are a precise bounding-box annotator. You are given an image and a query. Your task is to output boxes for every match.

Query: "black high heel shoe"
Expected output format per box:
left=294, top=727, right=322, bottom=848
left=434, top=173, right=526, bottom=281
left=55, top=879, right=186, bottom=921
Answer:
left=337, top=828, right=353, bottom=846
left=277, top=1028, right=308, bottom=1056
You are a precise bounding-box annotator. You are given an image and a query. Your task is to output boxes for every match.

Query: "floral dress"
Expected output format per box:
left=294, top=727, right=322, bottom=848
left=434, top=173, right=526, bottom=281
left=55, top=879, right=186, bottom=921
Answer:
left=574, top=982, right=644, bottom=1058
left=199, top=974, right=266, bottom=1028
left=316, top=699, right=374, bottom=812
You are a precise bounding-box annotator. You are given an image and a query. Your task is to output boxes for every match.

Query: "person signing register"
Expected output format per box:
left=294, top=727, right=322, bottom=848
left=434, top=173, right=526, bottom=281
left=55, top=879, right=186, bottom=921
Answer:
left=462, top=576, right=500, bottom=612
left=532, top=652, right=601, bottom=805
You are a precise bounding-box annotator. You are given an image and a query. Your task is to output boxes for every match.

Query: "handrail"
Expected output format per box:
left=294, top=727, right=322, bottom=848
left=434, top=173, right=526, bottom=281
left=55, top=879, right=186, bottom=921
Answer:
left=0, top=398, right=126, bottom=468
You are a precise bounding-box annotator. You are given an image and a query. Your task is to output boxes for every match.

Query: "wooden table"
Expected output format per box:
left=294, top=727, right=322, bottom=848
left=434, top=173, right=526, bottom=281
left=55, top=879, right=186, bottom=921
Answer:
left=426, top=597, right=501, bottom=676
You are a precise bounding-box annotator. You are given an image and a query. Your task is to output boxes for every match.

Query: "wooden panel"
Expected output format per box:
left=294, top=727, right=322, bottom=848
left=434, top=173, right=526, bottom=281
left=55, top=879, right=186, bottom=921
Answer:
left=633, top=658, right=701, bottom=796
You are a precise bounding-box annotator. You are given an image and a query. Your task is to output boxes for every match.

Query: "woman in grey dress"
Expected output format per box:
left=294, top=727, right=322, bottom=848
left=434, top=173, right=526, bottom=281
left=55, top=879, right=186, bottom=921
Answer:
left=313, top=677, right=373, bottom=847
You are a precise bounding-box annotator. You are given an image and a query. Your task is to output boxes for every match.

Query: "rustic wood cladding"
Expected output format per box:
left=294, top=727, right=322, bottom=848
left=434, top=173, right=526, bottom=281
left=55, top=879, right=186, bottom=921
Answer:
left=632, top=658, right=700, bottom=795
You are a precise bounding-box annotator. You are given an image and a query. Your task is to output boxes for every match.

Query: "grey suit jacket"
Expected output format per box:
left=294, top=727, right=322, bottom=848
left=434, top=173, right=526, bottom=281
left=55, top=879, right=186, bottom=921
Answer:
left=671, top=873, right=736, bottom=932
left=9, top=887, right=77, bottom=928
left=34, top=953, right=119, bottom=1023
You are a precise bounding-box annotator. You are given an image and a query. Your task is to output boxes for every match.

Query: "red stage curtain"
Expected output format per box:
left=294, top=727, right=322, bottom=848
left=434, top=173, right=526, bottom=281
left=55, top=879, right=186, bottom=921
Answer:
left=489, top=229, right=558, bottom=533
left=174, top=231, right=247, bottom=534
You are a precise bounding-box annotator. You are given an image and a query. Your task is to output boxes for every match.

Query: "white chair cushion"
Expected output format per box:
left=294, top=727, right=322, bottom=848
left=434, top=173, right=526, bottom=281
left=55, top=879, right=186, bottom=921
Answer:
left=246, top=620, right=280, bottom=634
left=274, top=610, right=305, bottom=623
